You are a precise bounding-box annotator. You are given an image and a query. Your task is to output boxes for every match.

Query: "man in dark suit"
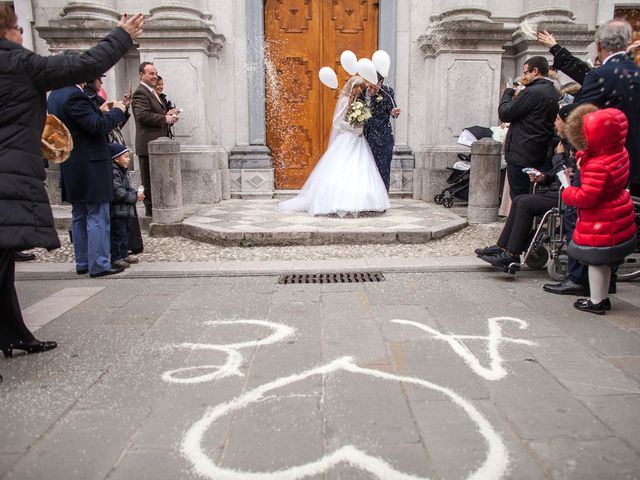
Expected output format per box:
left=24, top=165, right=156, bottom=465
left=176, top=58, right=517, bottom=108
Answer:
left=363, top=74, right=400, bottom=192
left=48, top=81, right=128, bottom=277
left=543, top=19, right=640, bottom=297
left=132, top=62, right=178, bottom=216
left=578, top=19, right=640, bottom=196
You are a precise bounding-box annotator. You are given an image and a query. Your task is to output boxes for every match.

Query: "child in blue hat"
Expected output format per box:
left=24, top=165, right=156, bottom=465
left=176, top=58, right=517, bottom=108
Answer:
left=110, top=143, right=144, bottom=268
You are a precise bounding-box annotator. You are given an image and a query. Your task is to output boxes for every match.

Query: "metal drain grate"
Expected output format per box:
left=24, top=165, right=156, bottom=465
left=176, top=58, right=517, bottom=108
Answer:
left=279, top=272, right=385, bottom=285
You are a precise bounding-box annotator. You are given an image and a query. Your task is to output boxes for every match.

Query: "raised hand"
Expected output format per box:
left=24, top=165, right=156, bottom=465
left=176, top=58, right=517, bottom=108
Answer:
left=537, top=30, right=557, bottom=48
left=118, top=13, right=144, bottom=40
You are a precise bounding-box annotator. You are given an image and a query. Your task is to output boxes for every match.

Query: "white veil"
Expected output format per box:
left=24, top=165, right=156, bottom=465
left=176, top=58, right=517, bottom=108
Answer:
left=328, top=76, right=366, bottom=146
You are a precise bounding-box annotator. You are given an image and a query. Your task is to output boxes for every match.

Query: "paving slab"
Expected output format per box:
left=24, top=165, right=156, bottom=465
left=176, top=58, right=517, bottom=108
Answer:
left=3, top=270, right=640, bottom=479
left=527, top=437, right=640, bottom=480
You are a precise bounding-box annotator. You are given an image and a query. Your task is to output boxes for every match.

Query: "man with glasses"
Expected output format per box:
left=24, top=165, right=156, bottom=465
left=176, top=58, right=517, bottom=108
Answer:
left=498, top=56, right=560, bottom=199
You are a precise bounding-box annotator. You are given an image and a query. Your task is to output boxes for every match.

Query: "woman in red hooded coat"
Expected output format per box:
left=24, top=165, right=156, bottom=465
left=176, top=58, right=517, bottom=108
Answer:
left=562, top=105, right=637, bottom=314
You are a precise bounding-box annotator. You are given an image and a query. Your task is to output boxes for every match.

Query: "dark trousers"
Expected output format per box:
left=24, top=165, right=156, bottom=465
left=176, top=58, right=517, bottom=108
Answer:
left=507, top=163, right=533, bottom=199
left=110, top=217, right=130, bottom=262
left=138, top=154, right=152, bottom=214
left=370, top=143, right=393, bottom=192
left=497, top=192, right=558, bottom=254
left=0, top=248, right=35, bottom=350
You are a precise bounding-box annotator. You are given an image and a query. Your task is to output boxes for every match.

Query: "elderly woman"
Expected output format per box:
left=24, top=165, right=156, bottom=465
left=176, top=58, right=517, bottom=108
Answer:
left=562, top=104, right=637, bottom=314
left=0, top=5, right=143, bottom=381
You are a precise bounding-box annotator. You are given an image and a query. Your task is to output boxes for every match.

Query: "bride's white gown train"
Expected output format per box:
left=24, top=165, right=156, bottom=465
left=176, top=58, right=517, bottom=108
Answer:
left=279, top=79, right=390, bottom=216
left=279, top=130, right=389, bottom=216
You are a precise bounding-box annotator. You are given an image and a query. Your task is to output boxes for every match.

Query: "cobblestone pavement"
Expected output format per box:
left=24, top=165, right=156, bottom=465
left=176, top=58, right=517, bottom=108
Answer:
left=3, top=272, right=640, bottom=479
left=34, top=205, right=503, bottom=263
left=29, top=221, right=503, bottom=263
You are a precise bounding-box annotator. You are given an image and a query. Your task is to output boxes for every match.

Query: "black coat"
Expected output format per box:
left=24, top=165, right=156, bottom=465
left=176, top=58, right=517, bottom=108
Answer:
left=363, top=85, right=395, bottom=148
left=111, top=163, right=136, bottom=218
left=132, top=84, right=170, bottom=156
left=549, top=44, right=591, bottom=85
left=578, top=53, right=640, bottom=185
left=0, top=28, right=133, bottom=250
left=499, top=78, right=559, bottom=169
left=48, top=87, right=126, bottom=204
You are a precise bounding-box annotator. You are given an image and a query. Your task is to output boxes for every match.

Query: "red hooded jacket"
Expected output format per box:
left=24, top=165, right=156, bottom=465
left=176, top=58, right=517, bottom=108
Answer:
left=562, top=108, right=636, bottom=247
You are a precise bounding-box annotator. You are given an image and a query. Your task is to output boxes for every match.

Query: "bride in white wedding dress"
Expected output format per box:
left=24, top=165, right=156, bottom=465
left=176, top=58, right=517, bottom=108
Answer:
left=279, top=77, right=390, bottom=216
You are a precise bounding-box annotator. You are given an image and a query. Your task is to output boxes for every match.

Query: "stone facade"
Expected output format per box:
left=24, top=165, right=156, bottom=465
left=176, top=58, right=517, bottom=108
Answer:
left=21, top=0, right=639, bottom=204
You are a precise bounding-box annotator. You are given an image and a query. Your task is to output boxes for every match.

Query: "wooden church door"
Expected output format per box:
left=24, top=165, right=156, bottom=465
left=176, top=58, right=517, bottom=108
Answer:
left=265, top=0, right=379, bottom=190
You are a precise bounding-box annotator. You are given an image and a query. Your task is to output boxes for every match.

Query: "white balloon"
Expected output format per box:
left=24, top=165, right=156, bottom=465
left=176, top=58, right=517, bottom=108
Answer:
left=372, top=50, right=391, bottom=78
left=318, top=67, right=338, bottom=89
left=356, top=58, right=378, bottom=84
left=340, top=50, right=358, bottom=76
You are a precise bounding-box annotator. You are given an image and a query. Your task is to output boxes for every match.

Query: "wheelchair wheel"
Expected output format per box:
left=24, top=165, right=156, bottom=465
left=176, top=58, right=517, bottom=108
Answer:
left=434, top=194, right=444, bottom=205
left=547, top=254, right=568, bottom=281
left=524, top=245, right=549, bottom=269
left=443, top=197, right=454, bottom=208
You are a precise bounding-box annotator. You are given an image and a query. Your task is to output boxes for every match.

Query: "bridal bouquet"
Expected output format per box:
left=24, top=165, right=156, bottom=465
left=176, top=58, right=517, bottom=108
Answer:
left=347, top=100, right=372, bottom=128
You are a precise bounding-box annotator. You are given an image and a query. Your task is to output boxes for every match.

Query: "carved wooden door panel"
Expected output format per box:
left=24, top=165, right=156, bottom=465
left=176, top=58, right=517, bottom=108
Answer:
left=265, top=0, right=379, bottom=190
left=615, top=7, right=640, bottom=64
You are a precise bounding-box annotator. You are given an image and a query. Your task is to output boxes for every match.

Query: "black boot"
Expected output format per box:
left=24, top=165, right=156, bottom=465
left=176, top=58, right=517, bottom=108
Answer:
left=474, top=245, right=502, bottom=257
left=574, top=298, right=608, bottom=315
left=482, top=251, right=520, bottom=268
left=543, top=278, right=590, bottom=296
left=14, top=251, right=35, bottom=262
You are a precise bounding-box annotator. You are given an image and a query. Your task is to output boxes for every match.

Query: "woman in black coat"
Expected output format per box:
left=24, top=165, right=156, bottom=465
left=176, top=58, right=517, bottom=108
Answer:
left=0, top=5, right=143, bottom=381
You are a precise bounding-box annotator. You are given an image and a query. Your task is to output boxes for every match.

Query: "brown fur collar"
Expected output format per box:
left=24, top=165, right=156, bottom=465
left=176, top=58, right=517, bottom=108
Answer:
left=565, top=103, right=599, bottom=152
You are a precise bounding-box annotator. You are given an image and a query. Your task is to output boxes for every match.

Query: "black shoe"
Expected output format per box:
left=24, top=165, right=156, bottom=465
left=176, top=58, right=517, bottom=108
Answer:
left=2, top=340, right=57, bottom=358
left=89, top=266, right=125, bottom=278
left=475, top=245, right=502, bottom=257
left=14, top=251, right=35, bottom=262
left=602, top=298, right=612, bottom=311
left=543, top=278, right=589, bottom=296
left=76, top=268, right=88, bottom=275
left=482, top=251, right=520, bottom=268
left=574, top=298, right=606, bottom=315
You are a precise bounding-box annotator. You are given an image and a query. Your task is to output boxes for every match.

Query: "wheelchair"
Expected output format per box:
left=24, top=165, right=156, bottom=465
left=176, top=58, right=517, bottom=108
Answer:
left=617, top=195, right=640, bottom=282
left=502, top=186, right=568, bottom=279
left=504, top=192, right=640, bottom=283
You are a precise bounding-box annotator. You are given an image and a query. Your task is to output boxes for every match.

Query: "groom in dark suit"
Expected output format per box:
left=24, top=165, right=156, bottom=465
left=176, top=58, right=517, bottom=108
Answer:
left=363, top=74, right=400, bottom=192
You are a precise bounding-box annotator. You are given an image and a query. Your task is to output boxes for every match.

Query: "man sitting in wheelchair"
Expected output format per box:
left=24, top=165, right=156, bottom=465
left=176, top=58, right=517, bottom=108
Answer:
left=475, top=104, right=576, bottom=269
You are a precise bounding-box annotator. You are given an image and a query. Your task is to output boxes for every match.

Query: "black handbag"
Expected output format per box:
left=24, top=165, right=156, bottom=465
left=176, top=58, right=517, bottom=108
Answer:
left=127, top=205, right=144, bottom=254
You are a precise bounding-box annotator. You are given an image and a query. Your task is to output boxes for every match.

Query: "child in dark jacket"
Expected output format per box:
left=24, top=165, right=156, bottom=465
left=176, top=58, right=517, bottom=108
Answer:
left=110, top=143, right=144, bottom=269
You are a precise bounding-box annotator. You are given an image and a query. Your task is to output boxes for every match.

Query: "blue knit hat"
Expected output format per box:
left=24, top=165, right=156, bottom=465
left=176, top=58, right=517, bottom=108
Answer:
left=109, top=143, right=129, bottom=160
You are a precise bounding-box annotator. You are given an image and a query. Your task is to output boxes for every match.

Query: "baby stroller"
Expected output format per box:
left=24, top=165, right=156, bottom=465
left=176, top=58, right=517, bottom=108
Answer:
left=434, top=153, right=470, bottom=208
left=435, top=126, right=495, bottom=208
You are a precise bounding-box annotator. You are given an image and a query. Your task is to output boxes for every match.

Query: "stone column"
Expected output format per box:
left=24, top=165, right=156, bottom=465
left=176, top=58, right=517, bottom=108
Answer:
left=148, top=138, right=184, bottom=224
left=140, top=5, right=227, bottom=205
left=229, top=0, right=274, bottom=199
left=416, top=10, right=511, bottom=203
left=467, top=138, right=501, bottom=223
left=380, top=0, right=414, bottom=197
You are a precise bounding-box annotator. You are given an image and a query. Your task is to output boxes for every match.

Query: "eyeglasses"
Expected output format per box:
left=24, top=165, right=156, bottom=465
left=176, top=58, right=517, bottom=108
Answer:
left=13, top=25, right=24, bottom=34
